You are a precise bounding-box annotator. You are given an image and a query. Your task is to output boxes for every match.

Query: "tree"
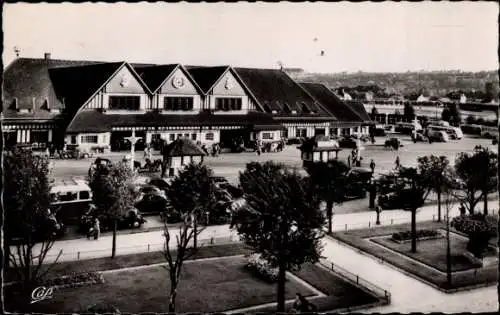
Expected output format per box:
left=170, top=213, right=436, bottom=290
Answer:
left=483, top=81, right=499, bottom=103
left=417, top=155, right=452, bottom=222
left=441, top=104, right=461, bottom=126
left=371, top=106, right=379, bottom=116
left=403, top=102, right=415, bottom=119
left=165, top=163, right=232, bottom=250
left=4, top=149, right=62, bottom=308
left=232, top=162, right=325, bottom=312
left=394, top=167, right=428, bottom=253
left=453, top=147, right=497, bottom=215
left=305, top=160, right=349, bottom=233
left=88, top=161, right=136, bottom=258
left=451, top=214, right=497, bottom=258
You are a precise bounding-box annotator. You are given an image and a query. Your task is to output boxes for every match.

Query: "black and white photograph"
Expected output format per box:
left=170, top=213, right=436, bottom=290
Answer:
left=2, top=1, right=499, bottom=313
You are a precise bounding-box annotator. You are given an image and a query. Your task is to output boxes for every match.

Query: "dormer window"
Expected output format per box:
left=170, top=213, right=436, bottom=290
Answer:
left=262, top=102, right=272, bottom=113
left=271, top=110, right=278, bottom=115
left=291, top=110, right=297, bottom=115
left=282, top=102, right=293, bottom=114
left=11, top=97, right=18, bottom=110
left=299, top=102, right=311, bottom=114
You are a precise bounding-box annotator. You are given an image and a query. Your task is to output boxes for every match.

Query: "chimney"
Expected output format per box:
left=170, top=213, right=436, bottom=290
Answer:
left=44, top=53, right=51, bottom=60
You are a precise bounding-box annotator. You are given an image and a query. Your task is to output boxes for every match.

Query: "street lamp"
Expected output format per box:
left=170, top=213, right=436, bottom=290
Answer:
left=375, top=205, right=382, bottom=225
left=205, top=211, right=210, bottom=226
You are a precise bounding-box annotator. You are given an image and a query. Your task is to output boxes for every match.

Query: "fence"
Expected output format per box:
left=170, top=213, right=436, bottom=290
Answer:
left=338, top=208, right=498, bottom=232
left=11, top=231, right=243, bottom=265
left=318, top=258, right=391, bottom=303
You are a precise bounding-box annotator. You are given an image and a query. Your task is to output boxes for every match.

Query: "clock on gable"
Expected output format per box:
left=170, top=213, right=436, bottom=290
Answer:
left=120, top=74, right=130, bottom=87
left=172, top=76, right=185, bottom=89
left=224, top=77, right=233, bottom=90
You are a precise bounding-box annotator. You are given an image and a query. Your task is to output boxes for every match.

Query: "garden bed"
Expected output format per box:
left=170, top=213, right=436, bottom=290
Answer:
left=5, top=255, right=382, bottom=314
left=330, top=221, right=498, bottom=291
left=391, top=229, right=443, bottom=244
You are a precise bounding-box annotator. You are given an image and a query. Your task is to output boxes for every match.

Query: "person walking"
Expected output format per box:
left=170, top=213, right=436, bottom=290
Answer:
left=395, top=156, right=401, bottom=169
left=93, top=218, right=100, bottom=240
left=347, top=155, right=352, bottom=168
left=370, top=159, right=376, bottom=174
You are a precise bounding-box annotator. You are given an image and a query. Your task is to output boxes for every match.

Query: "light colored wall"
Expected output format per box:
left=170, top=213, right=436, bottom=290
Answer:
left=66, top=132, right=110, bottom=152
left=104, top=66, right=145, bottom=94
left=256, top=130, right=281, bottom=142
left=159, top=68, right=199, bottom=95
left=212, top=71, right=246, bottom=96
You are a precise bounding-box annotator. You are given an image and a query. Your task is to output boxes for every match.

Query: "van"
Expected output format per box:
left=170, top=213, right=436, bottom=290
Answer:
left=50, top=178, right=92, bottom=223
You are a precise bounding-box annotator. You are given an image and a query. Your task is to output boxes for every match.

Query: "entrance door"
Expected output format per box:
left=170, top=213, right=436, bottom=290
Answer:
left=315, top=128, right=326, bottom=136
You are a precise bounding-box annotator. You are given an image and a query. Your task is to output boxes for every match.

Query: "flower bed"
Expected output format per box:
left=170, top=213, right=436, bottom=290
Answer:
left=42, top=272, right=104, bottom=289
left=391, top=229, right=442, bottom=243
left=244, top=253, right=279, bottom=283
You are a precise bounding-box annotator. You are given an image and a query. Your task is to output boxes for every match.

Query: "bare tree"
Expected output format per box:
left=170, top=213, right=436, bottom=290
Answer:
left=162, top=215, right=204, bottom=312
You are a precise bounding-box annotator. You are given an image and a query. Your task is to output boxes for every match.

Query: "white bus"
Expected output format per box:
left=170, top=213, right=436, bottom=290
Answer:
left=426, top=125, right=463, bottom=139
left=50, top=178, right=92, bottom=223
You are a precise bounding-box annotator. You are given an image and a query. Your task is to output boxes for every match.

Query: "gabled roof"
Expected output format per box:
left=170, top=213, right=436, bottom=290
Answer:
left=49, top=62, right=125, bottom=113
left=233, top=68, right=332, bottom=118
left=344, top=100, right=372, bottom=122
left=2, top=58, right=105, bottom=117
left=163, top=138, right=206, bottom=157
left=299, top=82, right=365, bottom=122
left=185, top=66, right=230, bottom=94
left=135, top=64, right=179, bottom=92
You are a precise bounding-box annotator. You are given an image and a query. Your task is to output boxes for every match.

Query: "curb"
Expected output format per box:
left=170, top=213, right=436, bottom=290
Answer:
left=326, top=233, right=497, bottom=294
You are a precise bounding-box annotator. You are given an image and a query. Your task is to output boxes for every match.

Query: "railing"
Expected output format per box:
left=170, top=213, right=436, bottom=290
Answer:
left=11, top=232, right=243, bottom=265
left=318, top=257, right=391, bottom=303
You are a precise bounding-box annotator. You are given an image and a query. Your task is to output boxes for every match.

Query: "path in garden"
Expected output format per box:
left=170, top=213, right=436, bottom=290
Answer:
left=320, top=236, right=498, bottom=313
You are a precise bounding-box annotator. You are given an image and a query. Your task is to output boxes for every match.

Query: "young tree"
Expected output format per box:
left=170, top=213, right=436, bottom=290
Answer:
left=232, top=162, right=325, bottom=312
left=163, top=163, right=232, bottom=311
left=453, top=147, right=497, bottom=215
left=88, top=161, right=136, bottom=258
left=417, top=155, right=452, bottom=222
left=395, top=167, right=428, bottom=253
left=4, top=149, right=62, bottom=308
left=403, top=102, right=415, bottom=119
left=305, top=160, right=349, bottom=233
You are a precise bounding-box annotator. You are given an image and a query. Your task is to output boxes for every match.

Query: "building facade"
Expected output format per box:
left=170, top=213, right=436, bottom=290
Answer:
left=2, top=55, right=372, bottom=152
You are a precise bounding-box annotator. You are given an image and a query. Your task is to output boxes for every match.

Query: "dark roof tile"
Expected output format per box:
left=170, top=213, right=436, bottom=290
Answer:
left=234, top=68, right=331, bottom=118
left=163, top=138, right=206, bottom=157
left=135, top=64, right=179, bottom=92
left=185, top=66, right=229, bottom=94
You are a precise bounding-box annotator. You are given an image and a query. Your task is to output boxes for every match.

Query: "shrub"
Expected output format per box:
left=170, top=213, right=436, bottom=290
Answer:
left=451, top=214, right=497, bottom=258
left=42, top=271, right=104, bottom=289
left=245, top=253, right=279, bottom=282
left=392, top=229, right=441, bottom=242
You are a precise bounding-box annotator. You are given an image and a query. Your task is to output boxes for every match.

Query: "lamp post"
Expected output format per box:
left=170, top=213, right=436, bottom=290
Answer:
left=124, top=129, right=142, bottom=171
left=205, top=211, right=210, bottom=226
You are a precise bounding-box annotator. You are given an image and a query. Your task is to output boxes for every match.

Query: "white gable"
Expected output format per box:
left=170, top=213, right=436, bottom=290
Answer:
left=103, top=66, right=147, bottom=94
left=212, top=70, right=246, bottom=96
left=160, top=68, right=199, bottom=95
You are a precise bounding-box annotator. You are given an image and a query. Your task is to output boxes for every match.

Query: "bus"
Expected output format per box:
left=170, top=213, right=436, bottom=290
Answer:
left=480, top=126, right=499, bottom=139
left=50, top=178, right=92, bottom=224
left=394, top=122, right=423, bottom=135
left=426, top=125, right=463, bottom=140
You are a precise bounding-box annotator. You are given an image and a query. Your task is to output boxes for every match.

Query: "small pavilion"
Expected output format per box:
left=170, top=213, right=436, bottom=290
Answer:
left=162, top=138, right=206, bottom=177
left=298, top=135, right=342, bottom=168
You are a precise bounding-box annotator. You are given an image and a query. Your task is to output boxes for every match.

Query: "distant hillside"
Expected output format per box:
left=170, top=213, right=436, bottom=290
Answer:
left=287, top=70, right=499, bottom=99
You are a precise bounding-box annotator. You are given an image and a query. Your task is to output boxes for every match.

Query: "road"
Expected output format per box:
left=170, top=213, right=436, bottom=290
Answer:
left=48, top=135, right=496, bottom=184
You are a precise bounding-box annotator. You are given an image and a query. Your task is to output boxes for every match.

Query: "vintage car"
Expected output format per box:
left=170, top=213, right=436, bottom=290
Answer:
left=343, top=167, right=373, bottom=200
left=78, top=206, right=146, bottom=234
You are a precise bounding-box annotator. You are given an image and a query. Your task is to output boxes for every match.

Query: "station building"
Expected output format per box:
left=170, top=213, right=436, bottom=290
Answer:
left=2, top=54, right=372, bottom=153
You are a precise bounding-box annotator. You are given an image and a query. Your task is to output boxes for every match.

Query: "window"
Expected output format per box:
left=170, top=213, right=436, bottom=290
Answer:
left=71, top=135, right=77, bottom=144
left=215, top=98, right=242, bottom=111
left=184, top=133, right=190, bottom=138
left=205, top=132, right=214, bottom=141
left=59, top=192, right=78, bottom=202
left=191, top=133, right=197, bottom=141
left=79, top=191, right=90, bottom=200
left=164, top=97, right=194, bottom=111
left=300, top=102, right=311, bottom=114
left=108, top=96, right=141, bottom=110
left=81, top=135, right=98, bottom=143
left=261, top=132, right=274, bottom=140
left=296, top=128, right=307, bottom=138
left=177, top=133, right=183, bottom=139
left=169, top=134, right=175, bottom=141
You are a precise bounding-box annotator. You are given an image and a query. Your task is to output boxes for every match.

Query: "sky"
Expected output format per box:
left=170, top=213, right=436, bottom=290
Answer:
left=3, top=2, right=499, bottom=73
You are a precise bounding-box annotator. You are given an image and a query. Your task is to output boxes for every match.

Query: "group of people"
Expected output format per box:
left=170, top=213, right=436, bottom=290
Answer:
left=87, top=217, right=100, bottom=240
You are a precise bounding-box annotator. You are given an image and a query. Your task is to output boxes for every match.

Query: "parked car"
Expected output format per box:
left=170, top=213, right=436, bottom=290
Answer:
left=135, top=185, right=170, bottom=215
left=428, top=130, right=449, bottom=143
left=343, top=167, right=373, bottom=200
left=378, top=191, right=425, bottom=210
left=78, top=206, right=146, bottom=234
left=384, top=138, right=403, bottom=149
left=338, top=137, right=358, bottom=149
left=411, top=132, right=428, bottom=143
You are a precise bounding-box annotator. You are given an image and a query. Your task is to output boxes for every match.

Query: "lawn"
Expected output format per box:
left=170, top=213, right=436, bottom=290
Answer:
left=370, top=231, right=497, bottom=273
left=331, top=221, right=498, bottom=292
left=6, top=255, right=381, bottom=313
